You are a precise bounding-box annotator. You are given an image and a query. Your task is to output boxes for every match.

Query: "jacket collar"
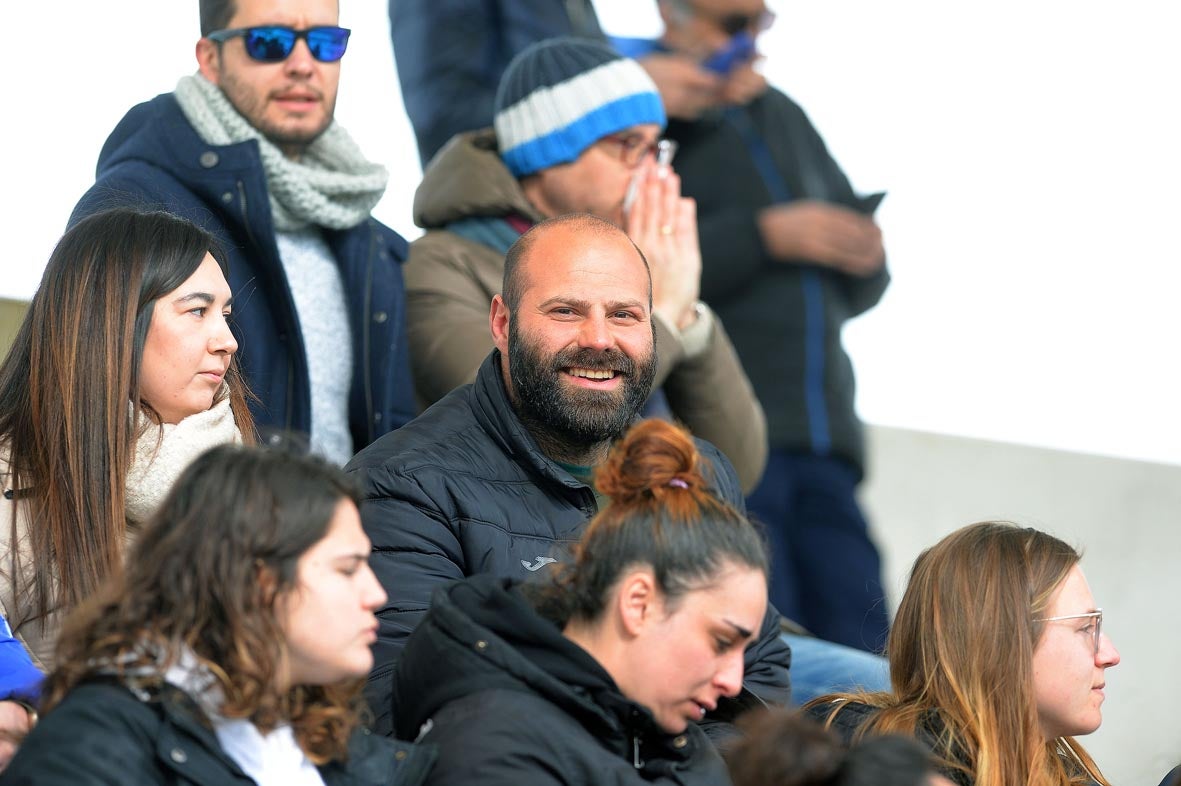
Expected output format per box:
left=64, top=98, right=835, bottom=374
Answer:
left=413, top=128, right=544, bottom=229
left=96, top=94, right=273, bottom=239
left=469, top=351, right=592, bottom=495
left=150, top=682, right=431, bottom=786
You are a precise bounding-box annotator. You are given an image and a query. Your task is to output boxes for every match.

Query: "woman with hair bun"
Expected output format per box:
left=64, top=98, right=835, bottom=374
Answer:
left=392, top=418, right=770, bottom=786
left=806, top=522, right=1120, bottom=786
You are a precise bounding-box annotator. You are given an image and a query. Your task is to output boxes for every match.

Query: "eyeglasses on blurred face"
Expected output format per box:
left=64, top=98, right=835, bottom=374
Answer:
left=600, top=134, right=677, bottom=169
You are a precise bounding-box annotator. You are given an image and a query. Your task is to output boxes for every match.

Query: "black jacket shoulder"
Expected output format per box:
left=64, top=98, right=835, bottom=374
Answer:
left=395, top=575, right=728, bottom=786
left=1, top=680, right=435, bottom=786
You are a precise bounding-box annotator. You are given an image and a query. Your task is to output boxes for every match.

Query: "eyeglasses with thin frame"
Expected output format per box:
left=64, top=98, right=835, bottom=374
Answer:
left=207, top=25, right=351, bottom=63
left=1033, top=609, right=1103, bottom=655
left=600, top=135, right=677, bottom=169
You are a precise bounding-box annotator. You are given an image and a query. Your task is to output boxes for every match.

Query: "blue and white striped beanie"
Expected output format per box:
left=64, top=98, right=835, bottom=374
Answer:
left=494, top=37, right=666, bottom=178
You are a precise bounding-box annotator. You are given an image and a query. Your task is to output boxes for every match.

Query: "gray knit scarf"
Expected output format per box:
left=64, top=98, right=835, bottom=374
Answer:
left=174, top=73, right=387, bottom=231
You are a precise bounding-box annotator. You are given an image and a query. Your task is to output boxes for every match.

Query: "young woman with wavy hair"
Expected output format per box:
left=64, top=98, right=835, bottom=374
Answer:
left=392, top=418, right=770, bottom=786
left=806, top=522, right=1120, bottom=786
left=3, top=444, right=434, bottom=785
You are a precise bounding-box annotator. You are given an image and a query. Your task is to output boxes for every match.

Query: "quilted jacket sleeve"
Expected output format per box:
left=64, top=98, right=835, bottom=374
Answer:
left=353, top=467, right=468, bottom=737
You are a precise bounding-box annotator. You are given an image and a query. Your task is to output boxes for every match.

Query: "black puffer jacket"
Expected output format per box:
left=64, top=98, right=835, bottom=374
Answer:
left=394, top=575, right=731, bottom=786
left=1, top=679, right=436, bottom=786
left=805, top=699, right=1104, bottom=786
left=345, top=351, right=791, bottom=736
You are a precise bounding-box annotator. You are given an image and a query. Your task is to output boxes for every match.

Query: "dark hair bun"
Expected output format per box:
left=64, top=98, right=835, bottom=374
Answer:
left=595, top=419, right=704, bottom=506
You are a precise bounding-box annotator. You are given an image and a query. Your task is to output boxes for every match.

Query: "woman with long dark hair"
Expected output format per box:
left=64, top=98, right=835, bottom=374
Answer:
left=0, top=207, right=254, bottom=668
left=2, top=444, right=434, bottom=784
left=0, top=208, right=254, bottom=748
left=807, top=522, right=1120, bottom=786
left=392, top=418, right=769, bottom=786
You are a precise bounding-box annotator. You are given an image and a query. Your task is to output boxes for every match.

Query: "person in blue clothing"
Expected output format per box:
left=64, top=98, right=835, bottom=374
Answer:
left=390, top=0, right=604, bottom=165
left=615, top=0, right=892, bottom=652
left=0, top=613, right=42, bottom=772
left=70, top=0, right=416, bottom=463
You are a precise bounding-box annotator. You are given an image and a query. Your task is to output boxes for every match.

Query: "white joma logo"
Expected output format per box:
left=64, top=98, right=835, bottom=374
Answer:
left=521, top=556, right=557, bottom=572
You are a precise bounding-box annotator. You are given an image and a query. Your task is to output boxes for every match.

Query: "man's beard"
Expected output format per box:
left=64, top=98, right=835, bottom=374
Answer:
left=507, top=326, right=657, bottom=454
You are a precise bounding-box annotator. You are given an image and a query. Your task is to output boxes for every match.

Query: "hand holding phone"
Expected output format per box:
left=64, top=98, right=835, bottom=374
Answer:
left=702, top=32, right=756, bottom=75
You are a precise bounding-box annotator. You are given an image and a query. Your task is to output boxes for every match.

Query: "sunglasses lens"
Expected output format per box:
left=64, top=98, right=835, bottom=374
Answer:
left=244, top=27, right=296, bottom=61
left=306, top=27, right=350, bottom=62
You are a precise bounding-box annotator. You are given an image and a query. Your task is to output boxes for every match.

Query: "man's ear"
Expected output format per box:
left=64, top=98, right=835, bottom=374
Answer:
left=196, top=37, right=222, bottom=85
left=616, top=568, right=660, bottom=638
left=490, top=294, right=511, bottom=355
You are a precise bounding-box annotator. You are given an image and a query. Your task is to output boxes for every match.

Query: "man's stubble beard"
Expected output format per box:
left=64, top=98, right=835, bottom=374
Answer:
left=218, top=71, right=335, bottom=156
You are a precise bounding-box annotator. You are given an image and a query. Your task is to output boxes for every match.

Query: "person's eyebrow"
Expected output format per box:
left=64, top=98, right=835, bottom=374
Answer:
left=174, top=292, right=234, bottom=307
left=722, top=619, right=754, bottom=639
left=537, top=296, right=590, bottom=310
left=605, top=298, right=646, bottom=313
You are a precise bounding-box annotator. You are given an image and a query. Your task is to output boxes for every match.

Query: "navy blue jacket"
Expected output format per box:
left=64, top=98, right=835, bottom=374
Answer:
left=390, top=0, right=604, bottom=164
left=70, top=94, right=416, bottom=449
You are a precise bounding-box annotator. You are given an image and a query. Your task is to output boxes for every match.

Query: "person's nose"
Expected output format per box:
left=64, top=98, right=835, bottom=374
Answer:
left=713, top=650, right=745, bottom=698
left=283, top=37, right=316, bottom=77
left=210, top=316, right=238, bottom=355
left=1096, top=632, right=1120, bottom=668
left=577, top=312, right=614, bottom=352
left=361, top=564, right=388, bottom=611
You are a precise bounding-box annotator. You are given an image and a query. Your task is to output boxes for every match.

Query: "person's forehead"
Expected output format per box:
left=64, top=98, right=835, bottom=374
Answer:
left=594, top=123, right=661, bottom=144
left=522, top=228, right=649, bottom=300
left=1048, top=564, right=1096, bottom=614
left=227, top=0, right=339, bottom=26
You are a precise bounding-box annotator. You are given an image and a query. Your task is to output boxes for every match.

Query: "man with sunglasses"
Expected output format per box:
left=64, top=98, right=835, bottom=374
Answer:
left=69, top=0, right=416, bottom=463
left=617, top=0, right=893, bottom=655
left=400, top=37, right=769, bottom=494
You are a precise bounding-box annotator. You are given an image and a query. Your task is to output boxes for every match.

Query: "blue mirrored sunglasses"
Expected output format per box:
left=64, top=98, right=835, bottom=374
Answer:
left=207, top=25, right=351, bottom=63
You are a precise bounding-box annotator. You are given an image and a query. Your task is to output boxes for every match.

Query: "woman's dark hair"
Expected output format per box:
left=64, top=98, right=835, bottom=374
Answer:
left=533, top=418, right=767, bottom=622
left=727, top=708, right=936, bottom=786
left=44, top=444, right=362, bottom=763
left=0, top=207, right=254, bottom=626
